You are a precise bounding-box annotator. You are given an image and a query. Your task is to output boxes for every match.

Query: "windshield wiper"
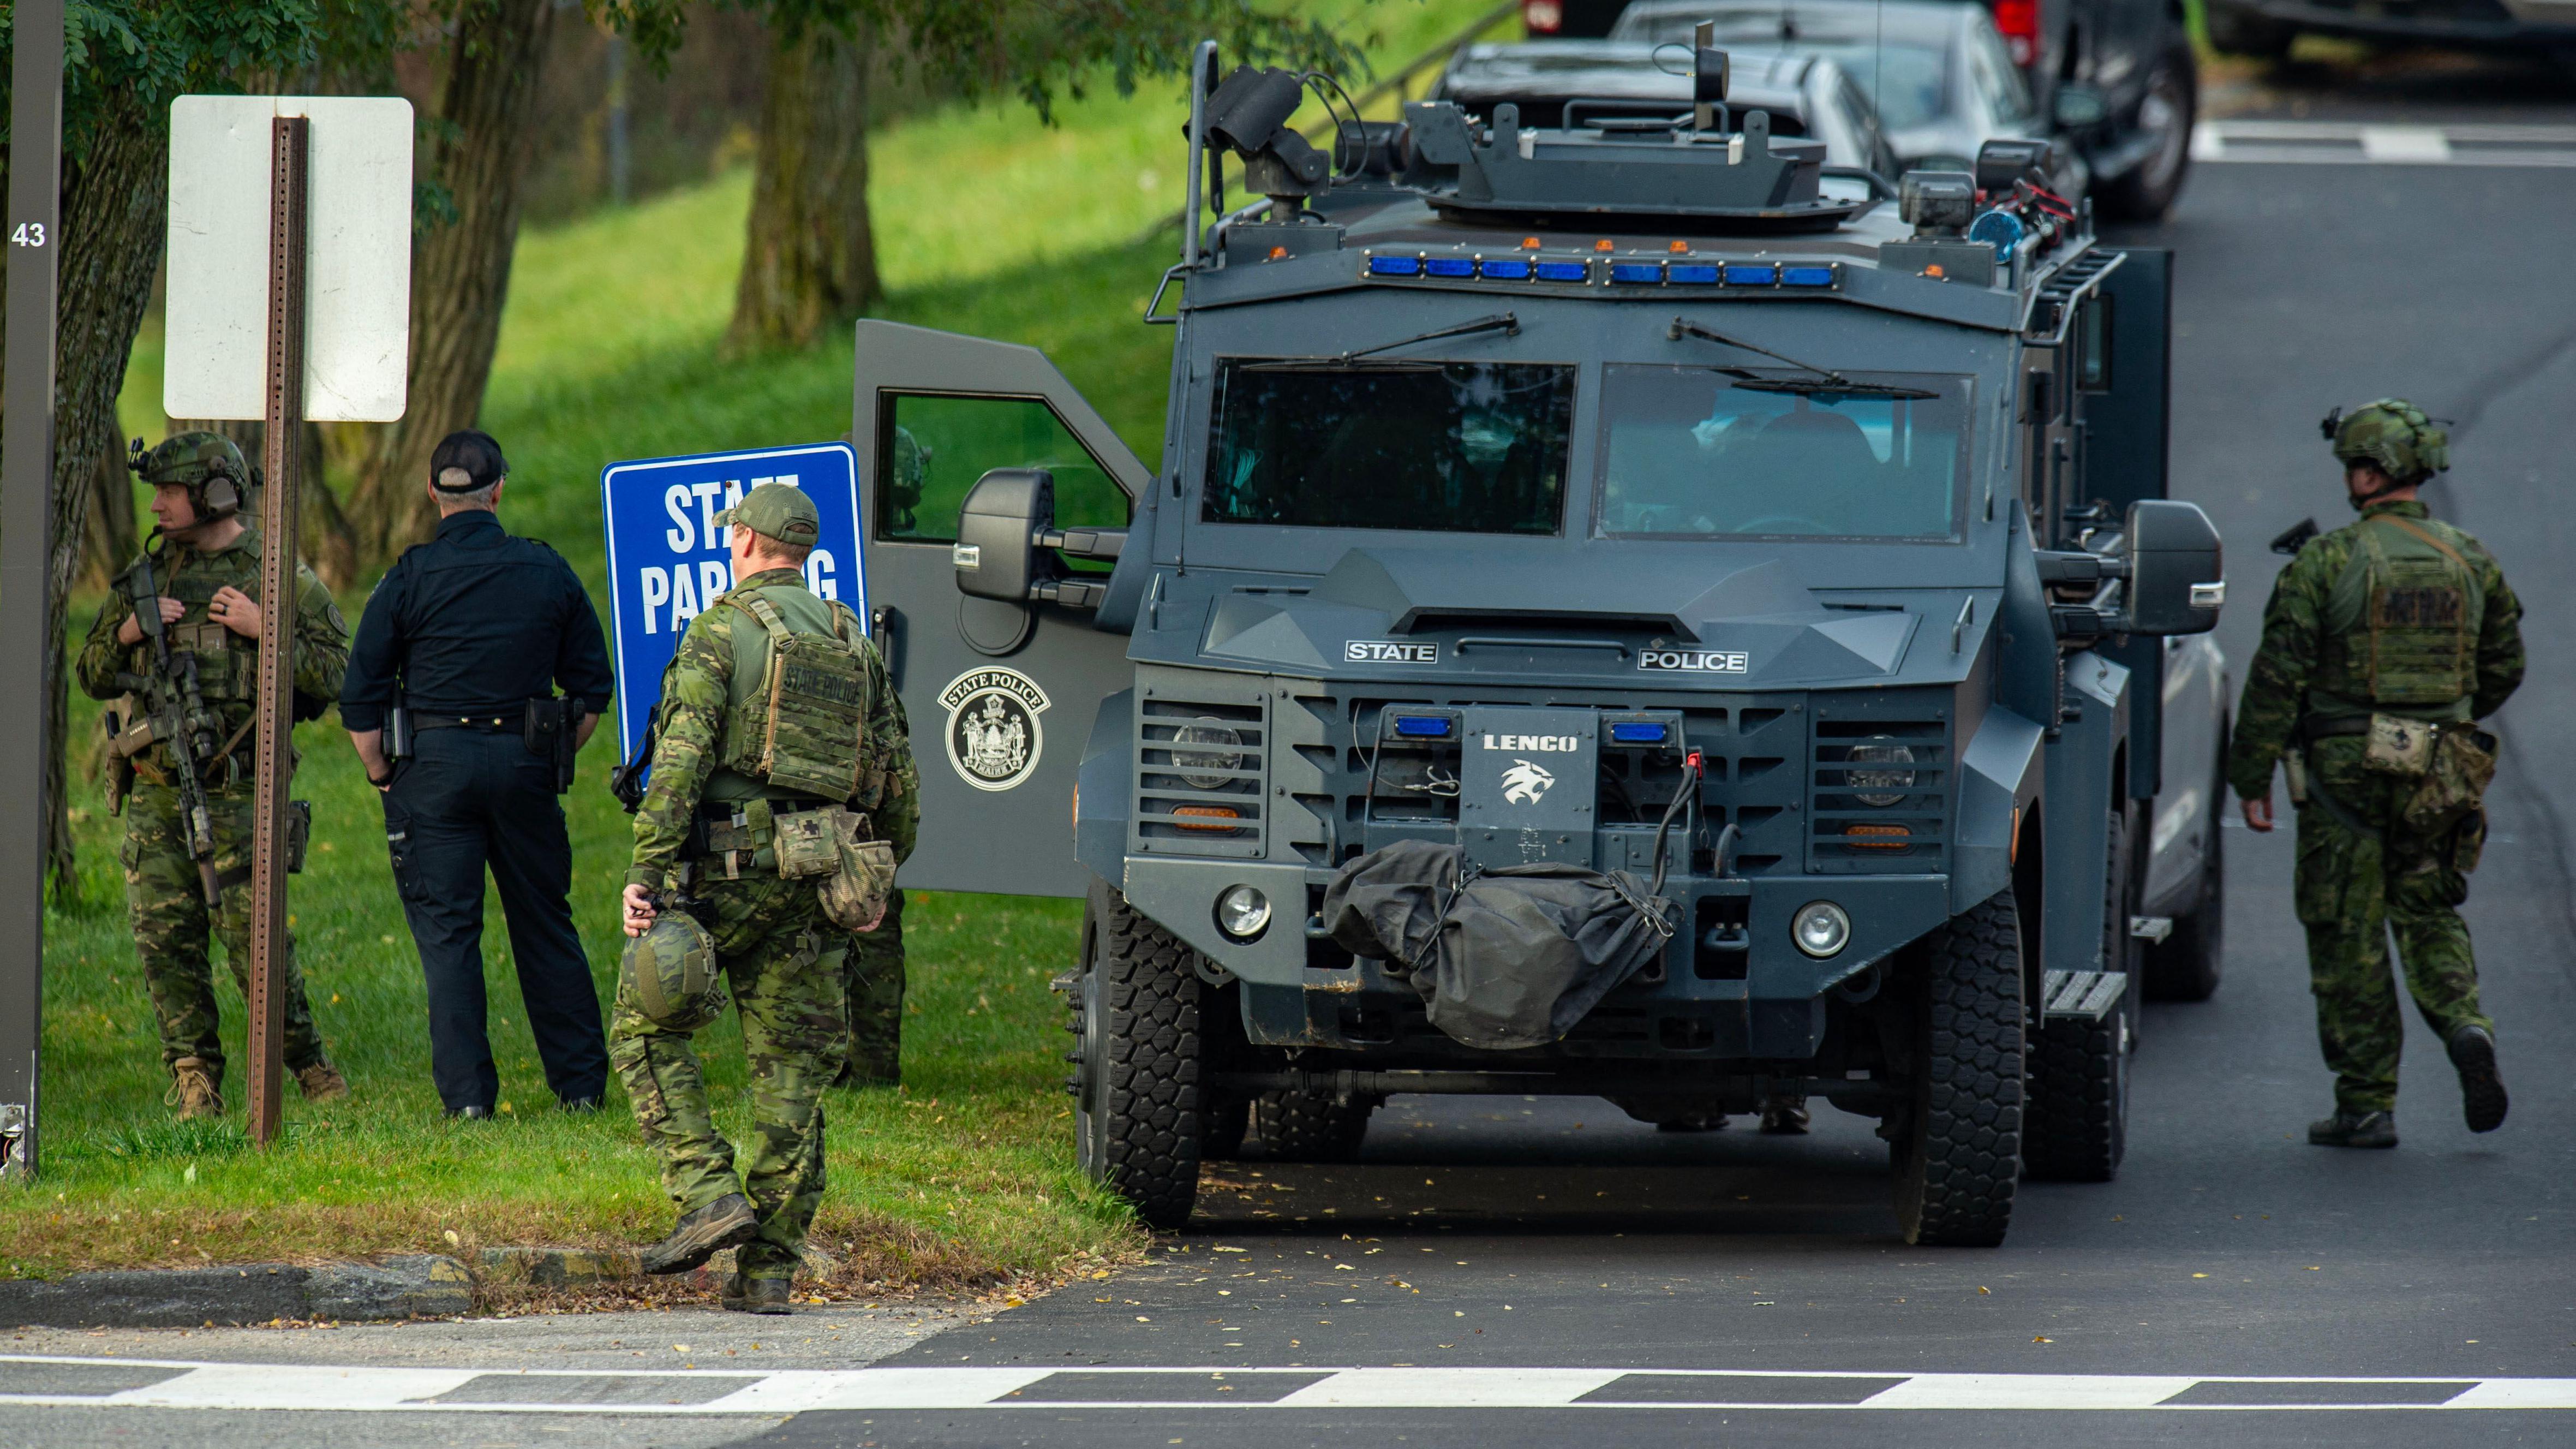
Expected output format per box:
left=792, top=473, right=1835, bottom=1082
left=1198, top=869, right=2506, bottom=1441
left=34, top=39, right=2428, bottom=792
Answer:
left=1235, top=312, right=1522, bottom=372
left=1337, top=312, right=1520, bottom=362
left=1667, top=317, right=1938, bottom=399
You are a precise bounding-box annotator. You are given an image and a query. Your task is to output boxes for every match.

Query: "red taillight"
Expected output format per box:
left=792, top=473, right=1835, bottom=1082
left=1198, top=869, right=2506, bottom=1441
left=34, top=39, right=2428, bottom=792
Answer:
left=1523, top=0, right=1564, bottom=34
left=1993, top=0, right=2039, bottom=67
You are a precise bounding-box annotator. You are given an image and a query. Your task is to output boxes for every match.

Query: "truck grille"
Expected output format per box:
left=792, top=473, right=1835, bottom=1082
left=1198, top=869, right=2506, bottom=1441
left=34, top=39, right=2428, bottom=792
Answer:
left=1809, top=713, right=1950, bottom=872
left=1135, top=696, right=1268, bottom=857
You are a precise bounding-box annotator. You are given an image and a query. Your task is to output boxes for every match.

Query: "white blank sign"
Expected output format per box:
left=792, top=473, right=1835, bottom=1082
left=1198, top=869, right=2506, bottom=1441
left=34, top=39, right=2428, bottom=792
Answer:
left=164, top=95, right=414, bottom=423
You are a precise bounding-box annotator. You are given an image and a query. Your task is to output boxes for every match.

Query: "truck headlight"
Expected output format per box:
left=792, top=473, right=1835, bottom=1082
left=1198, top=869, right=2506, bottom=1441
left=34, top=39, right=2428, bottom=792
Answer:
left=1171, top=720, right=1245, bottom=790
left=1217, top=884, right=1272, bottom=941
left=1792, top=900, right=1851, bottom=958
left=1845, top=736, right=1916, bottom=808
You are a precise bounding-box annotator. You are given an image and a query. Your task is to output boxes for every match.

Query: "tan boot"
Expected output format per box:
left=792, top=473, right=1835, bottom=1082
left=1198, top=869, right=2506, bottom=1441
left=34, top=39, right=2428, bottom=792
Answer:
left=165, top=1058, right=223, bottom=1120
left=296, top=1062, right=350, bottom=1104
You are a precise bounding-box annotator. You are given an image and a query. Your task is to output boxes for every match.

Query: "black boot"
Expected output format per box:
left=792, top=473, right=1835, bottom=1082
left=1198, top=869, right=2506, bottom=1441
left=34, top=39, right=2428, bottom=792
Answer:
left=639, top=1194, right=760, bottom=1275
left=2308, top=1109, right=2398, bottom=1149
left=2448, top=1025, right=2508, bottom=1134
left=1759, top=1101, right=1811, bottom=1136
left=721, top=1273, right=795, bottom=1315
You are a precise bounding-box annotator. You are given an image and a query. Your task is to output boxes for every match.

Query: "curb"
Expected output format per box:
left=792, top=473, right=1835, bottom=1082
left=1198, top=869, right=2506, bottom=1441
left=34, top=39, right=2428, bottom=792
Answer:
left=0, top=1255, right=471, bottom=1329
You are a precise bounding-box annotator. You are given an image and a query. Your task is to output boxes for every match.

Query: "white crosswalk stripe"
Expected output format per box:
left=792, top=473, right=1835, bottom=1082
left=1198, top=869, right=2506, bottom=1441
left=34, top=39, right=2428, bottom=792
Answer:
left=2193, top=120, right=2576, bottom=167
left=8, top=1357, right=2576, bottom=1414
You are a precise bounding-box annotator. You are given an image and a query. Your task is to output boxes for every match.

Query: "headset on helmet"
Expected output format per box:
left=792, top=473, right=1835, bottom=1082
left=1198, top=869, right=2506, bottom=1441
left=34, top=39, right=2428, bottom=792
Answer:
left=130, top=431, right=253, bottom=526
left=2321, top=398, right=2451, bottom=486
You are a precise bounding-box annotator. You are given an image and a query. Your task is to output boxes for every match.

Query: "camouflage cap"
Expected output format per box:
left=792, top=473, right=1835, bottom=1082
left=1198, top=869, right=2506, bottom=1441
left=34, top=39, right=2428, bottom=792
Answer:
left=715, top=482, right=821, bottom=547
left=135, top=431, right=250, bottom=489
left=2324, top=398, right=2449, bottom=484
left=620, top=910, right=724, bottom=1033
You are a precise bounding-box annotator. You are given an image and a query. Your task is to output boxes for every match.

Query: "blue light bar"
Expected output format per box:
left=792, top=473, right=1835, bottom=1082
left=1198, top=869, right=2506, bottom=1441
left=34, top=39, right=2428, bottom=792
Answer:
left=1666, top=263, right=1720, bottom=284
left=1368, top=255, right=1423, bottom=277
left=1723, top=263, right=1778, bottom=286
left=1392, top=715, right=1454, bottom=738
left=1608, top=262, right=1663, bottom=285
left=1479, top=258, right=1532, bottom=280
left=1781, top=264, right=1838, bottom=288
left=1608, top=721, right=1670, bottom=745
left=1534, top=260, right=1589, bottom=282
left=1424, top=257, right=1475, bottom=278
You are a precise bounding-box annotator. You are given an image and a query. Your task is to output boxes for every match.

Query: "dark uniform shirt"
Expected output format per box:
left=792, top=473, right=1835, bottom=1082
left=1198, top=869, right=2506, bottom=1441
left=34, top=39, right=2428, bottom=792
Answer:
left=340, top=510, right=613, bottom=730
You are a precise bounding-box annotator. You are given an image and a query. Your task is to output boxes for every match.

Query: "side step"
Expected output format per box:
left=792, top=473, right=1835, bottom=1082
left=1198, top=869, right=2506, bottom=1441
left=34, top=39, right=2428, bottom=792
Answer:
left=2041, top=968, right=2128, bottom=1024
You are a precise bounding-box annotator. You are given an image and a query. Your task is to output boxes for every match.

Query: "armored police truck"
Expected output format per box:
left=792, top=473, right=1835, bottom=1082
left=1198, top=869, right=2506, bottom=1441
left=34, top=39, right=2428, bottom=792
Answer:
left=852, top=40, right=2230, bottom=1247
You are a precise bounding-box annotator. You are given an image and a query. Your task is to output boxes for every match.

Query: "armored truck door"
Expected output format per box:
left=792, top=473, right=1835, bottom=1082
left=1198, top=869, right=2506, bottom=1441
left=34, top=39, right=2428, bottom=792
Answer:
left=853, top=320, right=1149, bottom=898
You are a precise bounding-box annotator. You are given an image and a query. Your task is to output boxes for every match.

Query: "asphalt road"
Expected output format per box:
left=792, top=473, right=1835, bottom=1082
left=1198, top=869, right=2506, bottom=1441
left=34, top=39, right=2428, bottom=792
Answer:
left=10, top=49, right=2576, bottom=1449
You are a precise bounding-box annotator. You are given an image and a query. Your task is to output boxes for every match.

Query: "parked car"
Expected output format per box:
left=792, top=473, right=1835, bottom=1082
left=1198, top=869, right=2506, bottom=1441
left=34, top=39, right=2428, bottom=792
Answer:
left=2203, top=0, right=2576, bottom=60
left=1435, top=41, right=1906, bottom=183
left=1608, top=0, right=2067, bottom=187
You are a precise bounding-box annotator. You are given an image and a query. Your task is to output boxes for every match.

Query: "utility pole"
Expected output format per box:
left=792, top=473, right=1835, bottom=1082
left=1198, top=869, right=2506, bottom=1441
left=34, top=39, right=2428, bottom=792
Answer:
left=1, top=0, right=66, bottom=1179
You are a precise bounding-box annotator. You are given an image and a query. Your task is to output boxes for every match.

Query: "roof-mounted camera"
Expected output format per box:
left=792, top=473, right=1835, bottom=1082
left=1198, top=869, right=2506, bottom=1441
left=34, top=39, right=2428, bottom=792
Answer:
left=1200, top=65, right=1332, bottom=222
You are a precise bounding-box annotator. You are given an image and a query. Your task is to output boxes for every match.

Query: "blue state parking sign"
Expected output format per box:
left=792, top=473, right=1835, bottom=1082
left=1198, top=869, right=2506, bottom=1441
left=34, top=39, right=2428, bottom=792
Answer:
left=599, top=442, right=866, bottom=763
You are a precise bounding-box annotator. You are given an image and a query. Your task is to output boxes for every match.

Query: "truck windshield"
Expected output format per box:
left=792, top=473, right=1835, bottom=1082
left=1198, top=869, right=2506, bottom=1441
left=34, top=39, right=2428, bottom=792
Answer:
left=1203, top=360, right=1574, bottom=535
left=1596, top=365, right=1970, bottom=541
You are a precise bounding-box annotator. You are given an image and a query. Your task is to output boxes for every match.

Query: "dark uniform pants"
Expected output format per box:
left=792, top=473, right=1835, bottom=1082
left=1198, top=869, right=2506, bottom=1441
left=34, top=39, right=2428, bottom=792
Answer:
left=383, top=727, right=607, bottom=1111
left=2294, top=736, right=2493, bottom=1115
left=122, top=781, right=328, bottom=1083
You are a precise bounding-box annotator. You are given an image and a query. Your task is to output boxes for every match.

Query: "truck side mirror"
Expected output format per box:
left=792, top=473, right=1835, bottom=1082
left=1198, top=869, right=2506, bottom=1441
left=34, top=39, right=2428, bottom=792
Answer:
left=955, top=468, right=1053, bottom=604
left=954, top=467, right=1127, bottom=611
left=2123, top=499, right=2224, bottom=635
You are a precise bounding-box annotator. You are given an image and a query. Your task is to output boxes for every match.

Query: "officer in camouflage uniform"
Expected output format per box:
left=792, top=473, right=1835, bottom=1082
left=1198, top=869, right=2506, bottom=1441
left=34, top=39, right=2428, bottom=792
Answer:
left=615, top=484, right=916, bottom=1312
left=77, top=432, right=350, bottom=1119
left=2230, top=400, right=2521, bottom=1149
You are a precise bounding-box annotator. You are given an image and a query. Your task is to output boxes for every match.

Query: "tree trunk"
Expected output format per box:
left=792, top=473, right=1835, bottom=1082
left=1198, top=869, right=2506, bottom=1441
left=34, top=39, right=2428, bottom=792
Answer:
left=40, top=93, right=174, bottom=903
left=81, top=436, right=138, bottom=592
left=346, top=0, right=555, bottom=568
left=727, top=23, right=880, bottom=354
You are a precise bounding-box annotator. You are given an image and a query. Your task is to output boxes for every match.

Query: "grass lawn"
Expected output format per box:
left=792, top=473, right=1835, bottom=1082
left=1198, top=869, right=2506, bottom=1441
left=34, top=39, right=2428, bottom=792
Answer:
left=20, top=0, right=1504, bottom=1291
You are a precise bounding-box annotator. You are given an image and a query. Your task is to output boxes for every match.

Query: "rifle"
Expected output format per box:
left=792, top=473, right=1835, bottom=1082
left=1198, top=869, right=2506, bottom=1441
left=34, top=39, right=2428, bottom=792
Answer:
left=114, top=552, right=226, bottom=906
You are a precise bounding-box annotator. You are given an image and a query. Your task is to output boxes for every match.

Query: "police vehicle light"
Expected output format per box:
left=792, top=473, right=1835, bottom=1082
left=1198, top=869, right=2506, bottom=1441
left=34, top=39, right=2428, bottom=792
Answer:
left=1792, top=901, right=1852, bottom=958
left=1535, top=260, right=1589, bottom=282
left=1392, top=715, right=1454, bottom=738
left=1609, top=263, right=1663, bottom=284
left=1781, top=264, right=1838, bottom=287
left=1479, top=258, right=1533, bottom=280
left=1368, top=255, right=1423, bottom=277
left=1667, top=263, right=1720, bottom=284
left=1723, top=264, right=1778, bottom=286
left=1424, top=257, right=1475, bottom=278
left=1217, top=885, right=1272, bottom=941
left=1608, top=721, right=1669, bottom=744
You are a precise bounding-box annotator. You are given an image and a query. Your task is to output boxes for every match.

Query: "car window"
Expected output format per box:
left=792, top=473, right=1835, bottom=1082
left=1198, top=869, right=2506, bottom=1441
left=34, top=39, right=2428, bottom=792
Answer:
left=1836, top=76, right=1902, bottom=177
left=1818, top=44, right=1951, bottom=132
left=1967, top=20, right=2035, bottom=124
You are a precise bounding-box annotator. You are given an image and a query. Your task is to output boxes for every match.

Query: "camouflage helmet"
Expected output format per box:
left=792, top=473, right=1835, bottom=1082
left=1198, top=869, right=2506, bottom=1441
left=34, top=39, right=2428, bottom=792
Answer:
left=130, top=431, right=252, bottom=524
left=887, top=425, right=931, bottom=521
left=620, top=910, right=724, bottom=1033
left=2322, top=399, right=2449, bottom=484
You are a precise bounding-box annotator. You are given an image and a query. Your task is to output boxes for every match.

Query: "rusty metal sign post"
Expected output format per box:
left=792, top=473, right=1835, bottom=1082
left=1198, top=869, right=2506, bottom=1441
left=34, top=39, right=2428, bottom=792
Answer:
left=246, top=116, right=311, bottom=1145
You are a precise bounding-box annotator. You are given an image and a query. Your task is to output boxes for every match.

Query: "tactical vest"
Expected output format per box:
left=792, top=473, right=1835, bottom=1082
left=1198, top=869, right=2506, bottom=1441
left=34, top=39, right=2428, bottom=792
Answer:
left=700, top=579, right=874, bottom=805
left=2314, top=514, right=2484, bottom=723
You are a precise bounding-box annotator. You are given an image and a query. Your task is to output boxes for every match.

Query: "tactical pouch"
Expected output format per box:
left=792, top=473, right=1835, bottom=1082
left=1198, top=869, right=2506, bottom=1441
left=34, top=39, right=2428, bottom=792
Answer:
left=773, top=806, right=841, bottom=881
left=2402, top=726, right=2497, bottom=838
left=2362, top=713, right=2436, bottom=777
left=285, top=800, right=312, bottom=874
left=818, top=809, right=898, bottom=931
left=2449, top=808, right=2489, bottom=875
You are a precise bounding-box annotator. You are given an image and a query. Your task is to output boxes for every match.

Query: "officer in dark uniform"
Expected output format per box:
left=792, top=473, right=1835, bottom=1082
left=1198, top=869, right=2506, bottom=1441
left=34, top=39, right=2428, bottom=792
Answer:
left=342, top=431, right=617, bottom=1118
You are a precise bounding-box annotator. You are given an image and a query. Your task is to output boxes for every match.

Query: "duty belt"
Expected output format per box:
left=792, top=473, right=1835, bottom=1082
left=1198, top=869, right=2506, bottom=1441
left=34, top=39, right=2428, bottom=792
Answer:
left=413, top=713, right=516, bottom=732
left=684, top=797, right=832, bottom=879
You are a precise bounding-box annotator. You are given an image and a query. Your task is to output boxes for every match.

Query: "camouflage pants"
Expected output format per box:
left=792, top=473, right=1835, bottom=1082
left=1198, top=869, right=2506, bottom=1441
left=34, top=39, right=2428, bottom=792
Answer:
left=121, top=782, right=328, bottom=1086
left=609, top=875, right=842, bottom=1279
left=2294, top=737, right=2492, bottom=1114
left=836, top=888, right=905, bottom=1086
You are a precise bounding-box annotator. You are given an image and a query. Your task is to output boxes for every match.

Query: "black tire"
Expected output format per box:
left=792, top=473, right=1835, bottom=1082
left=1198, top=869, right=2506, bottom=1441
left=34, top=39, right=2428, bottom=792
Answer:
left=1891, top=890, right=2025, bottom=1247
left=2096, top=44, right=2197, bottom=223
left=1072, top=884, right=1204, bottom=1229
left=2025, top=813, right=2133, bottom=1182
left=1252, top=1089, right=1375, bottom=1162
left=2204, top=1, right=2296, bottom=59
left=2147, top=713, right=2228, bottom=1002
